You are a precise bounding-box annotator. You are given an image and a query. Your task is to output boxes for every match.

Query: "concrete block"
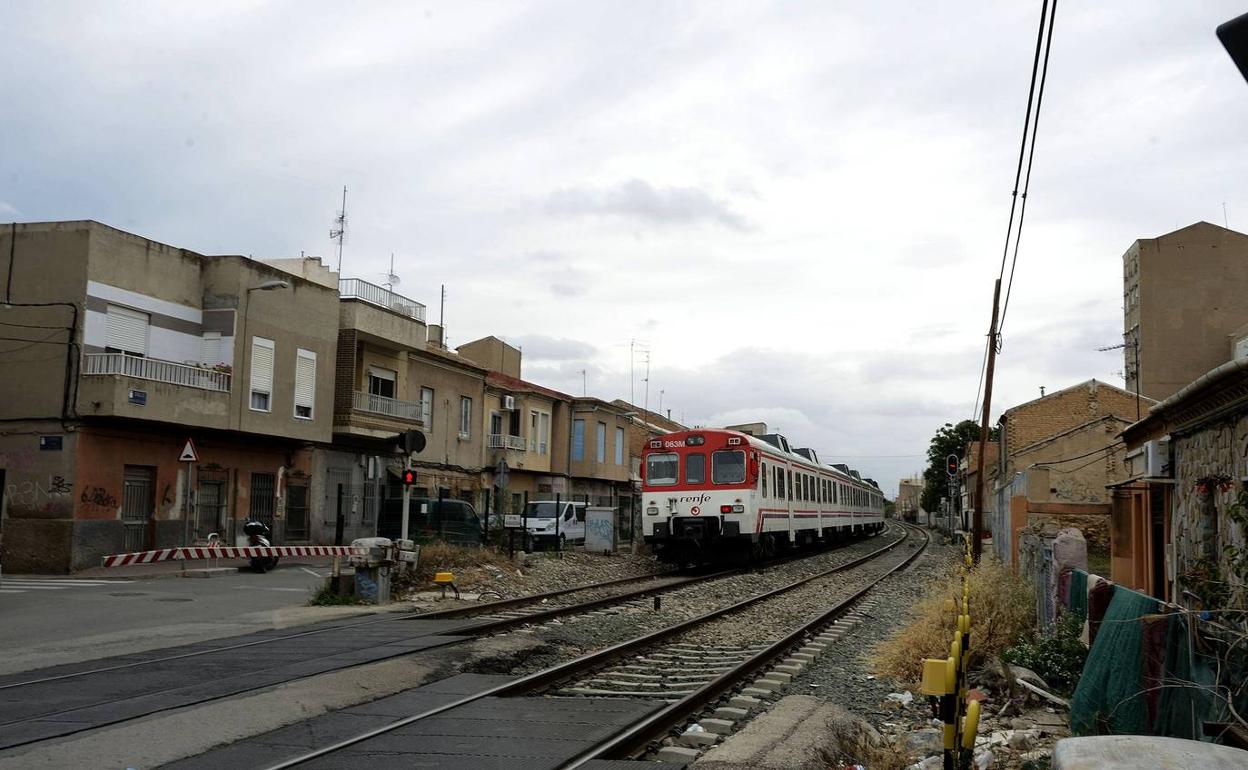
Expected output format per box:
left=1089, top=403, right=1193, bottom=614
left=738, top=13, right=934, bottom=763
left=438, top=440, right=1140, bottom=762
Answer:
left=701, top=718, right=736, bottom=735
left=799, top=644, right=826, bottom=654
left=752, top=678, right=785, bottom=692
left=678, top=730, right=720, bottom=747
left=767, top=671, right=794, bottom=682
left=740, top=687, right=774, bottom=698
left=658, top=746, right=704, bottom=763
left=775, top=664, right=803, bottom=676
left=729, top=695, right=762, bottom=709
left=791, top=652, right=817, bottom=663
left=715, top=706, right=751, bottom=720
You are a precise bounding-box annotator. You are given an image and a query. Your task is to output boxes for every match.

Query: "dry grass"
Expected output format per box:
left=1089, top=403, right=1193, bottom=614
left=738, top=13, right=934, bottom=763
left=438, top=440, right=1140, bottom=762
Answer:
left=391, top=542, right=517, bottom=597
left=818, top=709, right=913, bottom=770
left=871, top=556, right=1035, bottom=685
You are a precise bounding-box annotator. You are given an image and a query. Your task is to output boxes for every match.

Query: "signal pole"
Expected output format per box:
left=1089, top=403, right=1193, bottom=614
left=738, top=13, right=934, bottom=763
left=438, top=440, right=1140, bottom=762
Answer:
left=973, top=279, right=1002, bottom=563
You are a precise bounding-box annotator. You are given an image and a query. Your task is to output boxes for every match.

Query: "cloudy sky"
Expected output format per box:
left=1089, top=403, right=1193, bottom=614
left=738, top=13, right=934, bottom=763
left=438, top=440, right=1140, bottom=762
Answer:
left=3, top=1, right=1246, bottom=493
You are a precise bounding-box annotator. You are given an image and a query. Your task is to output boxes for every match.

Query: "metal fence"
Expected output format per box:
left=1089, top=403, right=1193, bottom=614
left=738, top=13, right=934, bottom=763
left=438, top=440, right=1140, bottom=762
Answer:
left=338, top=278, right=426, bottom=322
left=84, top=353, right=231, bottom=392
left=352, top=390, right=421, bottom=420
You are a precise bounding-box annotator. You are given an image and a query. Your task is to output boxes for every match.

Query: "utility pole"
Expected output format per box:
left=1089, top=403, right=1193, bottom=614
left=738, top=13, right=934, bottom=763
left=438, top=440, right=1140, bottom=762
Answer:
left=400, top=454, right=413, bottom=542
left=629, top=339, right=635, bottom=406
left=973, top=279, right=1002, bottom=563
left=331, top=186, right=347, bottom=274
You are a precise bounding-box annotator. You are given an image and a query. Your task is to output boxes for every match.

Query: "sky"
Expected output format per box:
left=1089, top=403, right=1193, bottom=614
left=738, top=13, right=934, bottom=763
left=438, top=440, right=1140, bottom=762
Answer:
left=3, top=1, right=1247, bottom=495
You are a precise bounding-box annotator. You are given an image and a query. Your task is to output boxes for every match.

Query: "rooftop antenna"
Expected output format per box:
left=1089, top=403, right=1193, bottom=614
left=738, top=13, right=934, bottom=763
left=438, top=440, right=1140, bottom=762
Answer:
left=330, top=186, right=347, bottom=274
left=642, top=350, right=651, bottom=421
left=1224, top=202, right=1230, bottom=229
left=658, top=388, right=665, bottom=417
left=579, top=369, right=587, bottom=396
left=1039, top=385, right=1046, bottom=397
left=383, top=253, right=401, bottom=292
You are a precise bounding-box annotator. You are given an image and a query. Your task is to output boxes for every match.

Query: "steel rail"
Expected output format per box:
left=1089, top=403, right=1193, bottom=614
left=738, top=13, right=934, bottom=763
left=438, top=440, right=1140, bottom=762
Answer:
left=259, top=523, right=910, bottom=770
left=563, top=523, right=931, bottom=766
left=0, top=538, right=879, bottom=746
left=0, top=565, right=690, bottom=692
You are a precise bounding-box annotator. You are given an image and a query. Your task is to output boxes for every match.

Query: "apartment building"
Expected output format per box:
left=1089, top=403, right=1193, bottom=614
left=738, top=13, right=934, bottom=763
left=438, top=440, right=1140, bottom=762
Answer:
left=474, top=357, right=572, bottom=513
left=1123, top=222, right=1248, bottom=402
left=568, top=397, right=633, bottom=506
left=0, top=221, right=338, bottom=571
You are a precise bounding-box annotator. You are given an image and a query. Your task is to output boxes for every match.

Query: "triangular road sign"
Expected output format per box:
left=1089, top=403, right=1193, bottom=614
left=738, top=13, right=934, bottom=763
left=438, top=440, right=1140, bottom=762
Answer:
left=179, top=438, right=200, bottom=462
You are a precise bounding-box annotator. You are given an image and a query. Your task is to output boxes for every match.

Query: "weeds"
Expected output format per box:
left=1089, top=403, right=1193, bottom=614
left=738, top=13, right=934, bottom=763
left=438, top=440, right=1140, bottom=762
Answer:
left=872, top=556, right=1035, bottom=684
left=308, top=583, right=365, bottom=606
left=1002, top=609, right=1087, bottom=695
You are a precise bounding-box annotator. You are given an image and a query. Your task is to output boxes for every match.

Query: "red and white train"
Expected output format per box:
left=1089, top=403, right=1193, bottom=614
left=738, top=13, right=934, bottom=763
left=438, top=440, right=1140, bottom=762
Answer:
left=641, top=428, right=886, bottom=561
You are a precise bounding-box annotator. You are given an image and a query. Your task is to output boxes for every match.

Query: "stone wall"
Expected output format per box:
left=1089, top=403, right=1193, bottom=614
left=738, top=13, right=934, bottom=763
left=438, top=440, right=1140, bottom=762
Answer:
left=1172, top=414, right=1248, bottom=607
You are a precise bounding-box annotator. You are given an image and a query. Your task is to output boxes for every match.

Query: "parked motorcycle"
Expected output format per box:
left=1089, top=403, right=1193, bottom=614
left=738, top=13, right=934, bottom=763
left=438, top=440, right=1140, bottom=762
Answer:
left=243, top=520, right=279, bottom=573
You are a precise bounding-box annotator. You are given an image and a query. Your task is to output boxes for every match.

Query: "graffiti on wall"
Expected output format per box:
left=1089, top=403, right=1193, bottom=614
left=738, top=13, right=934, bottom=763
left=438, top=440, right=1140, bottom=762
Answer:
left=5, top=476, right=74, bottom=510
left=79, top=486, right=119, bottom=514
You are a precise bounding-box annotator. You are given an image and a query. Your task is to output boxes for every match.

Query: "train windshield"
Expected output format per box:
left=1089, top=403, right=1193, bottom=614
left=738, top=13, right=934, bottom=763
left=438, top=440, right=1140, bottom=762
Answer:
left=646, top=453, right=679, bottom=485
left=712, top=450, right=746, bottom=484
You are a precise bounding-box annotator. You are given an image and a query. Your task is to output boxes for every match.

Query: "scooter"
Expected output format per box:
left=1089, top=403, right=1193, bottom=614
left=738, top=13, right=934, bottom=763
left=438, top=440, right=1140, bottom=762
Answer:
left=243, top=520, right=279, bottom=573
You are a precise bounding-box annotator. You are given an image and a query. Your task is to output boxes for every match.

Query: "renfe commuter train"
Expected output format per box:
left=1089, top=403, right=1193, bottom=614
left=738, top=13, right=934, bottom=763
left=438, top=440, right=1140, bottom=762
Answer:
left=641, top=427, right=885, bottom=562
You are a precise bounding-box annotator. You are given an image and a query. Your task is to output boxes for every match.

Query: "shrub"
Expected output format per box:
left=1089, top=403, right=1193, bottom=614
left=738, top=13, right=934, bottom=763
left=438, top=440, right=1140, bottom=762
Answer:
left=1002, top=609, right=1087, bottom=695
left=872, top=556, right=1035, bottom=684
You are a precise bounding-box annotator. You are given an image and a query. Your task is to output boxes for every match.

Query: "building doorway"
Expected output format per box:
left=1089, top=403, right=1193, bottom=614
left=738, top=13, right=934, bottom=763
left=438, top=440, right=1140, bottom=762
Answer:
left=121, top=466, right=156, bottom=552
left=285, top=483, right=309, bottom=541
left=250, top=472, right=276, bottom=529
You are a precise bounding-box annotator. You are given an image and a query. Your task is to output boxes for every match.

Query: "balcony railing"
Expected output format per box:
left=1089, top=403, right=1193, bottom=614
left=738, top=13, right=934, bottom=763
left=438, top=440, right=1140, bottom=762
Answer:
left=338, top=278, right=426, bottom=322
left=352, top=390, right=422, bottom=421
left=488, top=434, right=526, bottom=450
left=83, top=353, right=231, bottom=392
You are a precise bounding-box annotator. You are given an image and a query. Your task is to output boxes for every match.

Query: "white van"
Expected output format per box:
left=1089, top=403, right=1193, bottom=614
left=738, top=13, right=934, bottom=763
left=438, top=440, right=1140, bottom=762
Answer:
left=522, top=501, right=586, bottom=548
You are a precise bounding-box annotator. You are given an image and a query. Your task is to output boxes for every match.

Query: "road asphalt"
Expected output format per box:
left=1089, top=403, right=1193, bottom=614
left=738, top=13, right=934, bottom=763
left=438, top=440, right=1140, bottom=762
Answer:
left=0, top=561, right=404, bottom=675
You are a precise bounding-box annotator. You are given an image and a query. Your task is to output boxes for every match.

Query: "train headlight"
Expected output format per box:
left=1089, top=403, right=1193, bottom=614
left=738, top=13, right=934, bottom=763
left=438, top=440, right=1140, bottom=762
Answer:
left=732, top=504, right=745, bottom=513
left=646, top=506, right=660, bottom=516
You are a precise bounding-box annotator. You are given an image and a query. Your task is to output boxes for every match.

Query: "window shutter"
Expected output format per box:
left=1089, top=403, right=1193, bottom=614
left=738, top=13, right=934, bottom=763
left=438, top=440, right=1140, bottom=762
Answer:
left=106, top=305, right=149, bottom=355
left=201, top=332, right=222, bottom=365
left=294, top=349, right=316, bottom=411
left=250, top=337, right=274, bottom=392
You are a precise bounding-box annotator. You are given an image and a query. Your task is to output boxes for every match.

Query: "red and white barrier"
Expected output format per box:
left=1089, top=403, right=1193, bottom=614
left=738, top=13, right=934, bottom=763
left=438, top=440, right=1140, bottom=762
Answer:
left=101, top=544, right=364, bottom=568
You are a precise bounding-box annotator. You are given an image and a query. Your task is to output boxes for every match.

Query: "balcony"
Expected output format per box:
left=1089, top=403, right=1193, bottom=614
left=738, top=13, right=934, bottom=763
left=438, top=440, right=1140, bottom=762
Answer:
left=339, top=278, right=426, bottom=322
left=488, top=434, right=527, bottom=451
left=352, top=390, right=421, bottom=421
left=334, top=390, right=423, bottom=441
left=83, top=354, right=231, bottom=392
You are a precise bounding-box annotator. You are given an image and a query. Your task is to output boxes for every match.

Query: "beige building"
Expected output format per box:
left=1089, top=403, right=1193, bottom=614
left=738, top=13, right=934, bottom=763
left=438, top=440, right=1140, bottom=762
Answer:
left=1123, top=222, right=1248, bottom=403
left=896, top=477, right=924, bottom=522
left=0, top=221, right=339, bottom=571
left=993, top=379, right=1154, bottom=571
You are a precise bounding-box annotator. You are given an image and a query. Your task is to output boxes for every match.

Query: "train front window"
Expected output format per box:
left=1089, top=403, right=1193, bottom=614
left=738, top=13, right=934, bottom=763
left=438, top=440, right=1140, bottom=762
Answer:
left=646, top=453, right=679, bottom=486
left=686, top=453, right=706, bottom=484
left=711, top=450, right=746, bottom=484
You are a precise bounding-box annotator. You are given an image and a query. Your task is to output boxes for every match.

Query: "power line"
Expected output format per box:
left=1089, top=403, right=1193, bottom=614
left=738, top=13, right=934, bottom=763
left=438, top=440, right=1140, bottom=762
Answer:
left=999, top=0, right=1059, bottom=335
left=1032, top=443, right=1117, bottom=466
left=996, top=0, right=1053, bottom=285
left=1046, top=446, right=1121, bottom=474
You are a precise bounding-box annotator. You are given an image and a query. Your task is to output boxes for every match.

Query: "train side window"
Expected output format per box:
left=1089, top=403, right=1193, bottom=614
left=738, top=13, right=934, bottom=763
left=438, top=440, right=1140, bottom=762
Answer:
left=787, top=470, right=793, bottom=500
left=686, top=453, right=707, bottom=485
left=761, top=463, right=768, bottom=497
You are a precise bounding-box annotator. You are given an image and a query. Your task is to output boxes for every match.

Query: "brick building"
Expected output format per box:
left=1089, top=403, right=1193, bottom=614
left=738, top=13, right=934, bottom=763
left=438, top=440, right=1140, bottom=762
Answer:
left=993, top=379, right=1153, bottom=570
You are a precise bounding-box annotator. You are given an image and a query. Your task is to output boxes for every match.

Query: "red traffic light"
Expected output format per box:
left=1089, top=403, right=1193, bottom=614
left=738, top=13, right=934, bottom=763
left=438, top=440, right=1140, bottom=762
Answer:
left=946, top=454, right=959, bottom=477
left=401, top=469, right=416, bottom=486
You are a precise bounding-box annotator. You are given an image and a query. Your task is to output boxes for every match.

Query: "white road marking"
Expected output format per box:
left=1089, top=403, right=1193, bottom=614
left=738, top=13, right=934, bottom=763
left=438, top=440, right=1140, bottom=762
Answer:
left=0, top=589, right=26, bottom=594
left=232, top=586, right=308, bottom=592
left=300, top=567, right=324, bottom=578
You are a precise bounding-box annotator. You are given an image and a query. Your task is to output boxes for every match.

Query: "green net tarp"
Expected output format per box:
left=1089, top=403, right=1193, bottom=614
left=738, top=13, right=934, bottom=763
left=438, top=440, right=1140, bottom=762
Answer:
left=1070, top=586, right=1159, bottom=735
left=1069, top=569, right=1088, bottom=621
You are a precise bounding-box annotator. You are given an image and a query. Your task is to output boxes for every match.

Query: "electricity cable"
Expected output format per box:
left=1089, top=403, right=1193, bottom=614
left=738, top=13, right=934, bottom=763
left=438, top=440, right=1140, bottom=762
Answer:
left=999, top=0, right=1058, bottom=335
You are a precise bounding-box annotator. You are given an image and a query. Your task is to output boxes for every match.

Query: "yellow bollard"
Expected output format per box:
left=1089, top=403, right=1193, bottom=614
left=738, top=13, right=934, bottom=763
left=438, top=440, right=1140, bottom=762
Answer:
left=962, top=698, right=981, bottom=749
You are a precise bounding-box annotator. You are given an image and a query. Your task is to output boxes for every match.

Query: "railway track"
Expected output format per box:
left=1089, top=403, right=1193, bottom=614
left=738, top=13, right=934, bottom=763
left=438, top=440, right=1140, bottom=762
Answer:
left=239, top=522, right=928, bottom=770
left=0, top=530, right=893, bottom=755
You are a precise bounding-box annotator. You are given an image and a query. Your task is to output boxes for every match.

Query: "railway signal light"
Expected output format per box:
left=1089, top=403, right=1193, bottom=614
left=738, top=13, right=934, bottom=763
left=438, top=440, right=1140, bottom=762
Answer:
left=946, top=454, right=959, bottom=478
left=401, top=469, right=416, bottom=486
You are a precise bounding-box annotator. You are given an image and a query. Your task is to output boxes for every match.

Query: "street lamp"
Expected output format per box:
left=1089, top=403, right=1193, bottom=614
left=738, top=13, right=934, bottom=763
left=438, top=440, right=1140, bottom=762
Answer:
left=236, top=278, right=291, bottom=428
